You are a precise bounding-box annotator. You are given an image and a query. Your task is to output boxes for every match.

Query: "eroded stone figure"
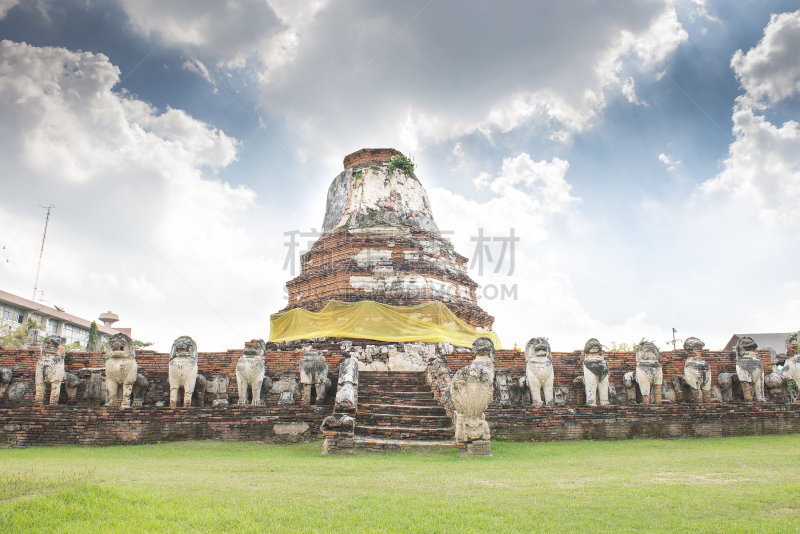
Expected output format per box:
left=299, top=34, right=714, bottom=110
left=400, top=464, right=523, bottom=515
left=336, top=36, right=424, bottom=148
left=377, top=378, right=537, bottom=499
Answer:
left=335, top=355, right=359, bottom=409
left=680, top=337, right=712, bottom=403
left=104, top=333, right=138, bottom=408
left=717, top=372, right=734, bottom=402
left=523, top=337, right=554, bottom=406
left=168, top=336, right=198, bottom=408
left=6, top=382, right=25, bottom=404
left=236, top=339, right=267, bottom=406
left=194, top=374, right=209, bottom=407
left=736, top=336, right=765, bottom=402
left=299, top=350, right=331, bottom=405
left=635, top=341, right=663, bottom=404
left=0, top=368, right=13, bottom=400
left=35, top=335, right=67, bottom=406
left=271, top=377, right=301, bottom=404
left=132, top=373, right=150, bottom=407
left=780, top=332, right=800, bottom=393
left=62, top=372, right=81, bottom=404
left=493, top=368, right=512, bottom=407
left=582, top=338, right=609, bottom=406
left=450, top=337, right=495, bottom=447
left=622, top=371, right=637, bottom=404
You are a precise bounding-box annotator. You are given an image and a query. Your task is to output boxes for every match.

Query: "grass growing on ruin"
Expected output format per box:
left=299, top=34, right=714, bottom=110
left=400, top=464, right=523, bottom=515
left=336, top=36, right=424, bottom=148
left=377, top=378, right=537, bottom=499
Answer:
left=1, top=436, right=799, bottom=533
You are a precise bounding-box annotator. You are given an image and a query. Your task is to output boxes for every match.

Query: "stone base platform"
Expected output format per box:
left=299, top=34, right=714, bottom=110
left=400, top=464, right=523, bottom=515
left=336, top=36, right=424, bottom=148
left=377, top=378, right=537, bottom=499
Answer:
left=352, top=436, right=456, bottom=453
left=0, top=405, right=332, bottom=448
left=488, top=402, right=800, bottom=442
left=2, top=402, right=799, bottom=448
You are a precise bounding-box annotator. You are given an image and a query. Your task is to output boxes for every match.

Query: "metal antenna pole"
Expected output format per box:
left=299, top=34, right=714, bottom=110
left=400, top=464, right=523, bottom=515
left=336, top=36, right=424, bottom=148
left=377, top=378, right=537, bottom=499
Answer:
left=32, top=205, right=59, bottom=300
left=672, top=328, right=677, bottom=351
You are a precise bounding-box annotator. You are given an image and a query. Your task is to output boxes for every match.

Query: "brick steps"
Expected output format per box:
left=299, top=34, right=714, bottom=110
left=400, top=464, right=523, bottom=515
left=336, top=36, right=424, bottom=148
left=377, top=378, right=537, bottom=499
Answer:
left=358, top=384, right=431, bottom=395
left=358, top=403, right=447, bottom=415
left=357, top=413, right=452, bottom=428
left=352, top=436, right=456, bottom=452
left=355, top=424, right=454, bottom=440
left=358, top=395, right=441, bottom=406
left=356, top=371, right=454, bottom=442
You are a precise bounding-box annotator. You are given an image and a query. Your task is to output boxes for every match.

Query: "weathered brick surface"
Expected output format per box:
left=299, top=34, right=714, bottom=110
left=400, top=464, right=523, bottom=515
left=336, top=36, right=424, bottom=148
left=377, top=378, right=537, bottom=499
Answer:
left=0, top=405, right=331, bottom=447
left=0, top=343, right=779, bottom=407
left=487, top=403, right=800, bottom=442
left=343, top=148, right=404, bottom=169
left=2, top=342, right=797, bottom=447
left=283, top=227, right=495, bottom=328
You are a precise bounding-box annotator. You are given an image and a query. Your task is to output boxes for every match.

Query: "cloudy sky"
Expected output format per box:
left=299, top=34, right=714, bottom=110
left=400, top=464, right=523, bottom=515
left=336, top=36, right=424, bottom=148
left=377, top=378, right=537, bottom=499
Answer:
left=1, top=0, right=799, bottom=352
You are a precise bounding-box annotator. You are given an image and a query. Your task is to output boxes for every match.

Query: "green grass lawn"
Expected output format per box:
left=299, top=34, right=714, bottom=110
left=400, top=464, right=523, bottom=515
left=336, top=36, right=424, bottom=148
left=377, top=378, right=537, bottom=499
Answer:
left=1, top=436, right=799, bottom=533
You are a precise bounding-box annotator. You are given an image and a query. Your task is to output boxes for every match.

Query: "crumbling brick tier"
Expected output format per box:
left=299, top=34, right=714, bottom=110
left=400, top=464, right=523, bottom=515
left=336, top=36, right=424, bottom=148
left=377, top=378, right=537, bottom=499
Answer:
left=0, top=343, right=779, bottom=407
left=487, top=403, right=800, bottom=441
left=0, top=405, right=330, bottom=447
left=283, top=227, right=495, bottom=328
left=343, top=148, right=404, bottom=169
left=1, top=400, right=798, bottom=447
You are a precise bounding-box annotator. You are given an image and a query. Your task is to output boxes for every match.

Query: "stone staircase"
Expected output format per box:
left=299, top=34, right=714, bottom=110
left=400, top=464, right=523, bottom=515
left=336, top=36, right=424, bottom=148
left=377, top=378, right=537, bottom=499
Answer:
left=355, top=371, right=455, bottom=449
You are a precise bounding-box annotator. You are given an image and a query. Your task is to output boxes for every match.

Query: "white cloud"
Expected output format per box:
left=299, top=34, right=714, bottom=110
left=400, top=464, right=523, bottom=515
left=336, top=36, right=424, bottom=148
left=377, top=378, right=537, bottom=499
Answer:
left=119, top=0, right=285, bottom=69
left=426, top=153, right=676, bottom=350
left=703, top=11, right=800, bottom=224
left=624, top=4, right=688, bottom=69
left=658, top=153, right=681, bottom=171
left=0, top=40, right=286, bottom=350
left=731, top=10, right=800, bottom=105
left=622, top=77, right=646, bottom=105
left=117, top=1, right=690, bottom=164
left=702, top=98, right=800, bottom=222
left=688, top=0, right=719, bottom=23
left=0, top=0, right=18, bottom=19
left=182, top=58, right=213, bottom=84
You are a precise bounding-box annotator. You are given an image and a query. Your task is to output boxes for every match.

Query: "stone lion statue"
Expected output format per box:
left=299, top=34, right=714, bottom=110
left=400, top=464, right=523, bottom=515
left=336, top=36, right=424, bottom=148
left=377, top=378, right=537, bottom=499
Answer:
left=104, top=332, right=138, bottom=408
left=779, top=332, right=800, bottom=393
left=735, top=336, right=765, bottom=402
left=236, top=339, right=267, bottom=406
left=677, top=337, right=712, bottom=403
left=299, top=350, right=331, bottom=405
left=522, top=337, right=554, bottom=406
left=35, top=335, right=67, bottom=406
left=169, top=335, right=198, bottom=408
left=450, top=337, right=495, bottom=446
left=582, top=338, right=609, bottom=406
left=635, top=341, right=663, bottom=404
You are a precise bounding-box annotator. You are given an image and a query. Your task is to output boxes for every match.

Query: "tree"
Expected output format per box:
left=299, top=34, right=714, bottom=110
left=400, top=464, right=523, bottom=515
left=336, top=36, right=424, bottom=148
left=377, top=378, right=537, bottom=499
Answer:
left=87, top=321, right=99, bottom=352
left=387, top=155, right=417, bottom=179
left=0, top=316, right=41, bottom=349
left=133, top=339, right=154, bottom=349
left=65, top=341, right=82, bottom=352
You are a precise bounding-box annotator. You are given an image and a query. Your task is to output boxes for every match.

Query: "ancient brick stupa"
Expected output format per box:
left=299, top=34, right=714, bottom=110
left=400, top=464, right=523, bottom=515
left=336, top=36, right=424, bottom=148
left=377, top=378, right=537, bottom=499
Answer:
left=271, top=148, right=500, bottom=347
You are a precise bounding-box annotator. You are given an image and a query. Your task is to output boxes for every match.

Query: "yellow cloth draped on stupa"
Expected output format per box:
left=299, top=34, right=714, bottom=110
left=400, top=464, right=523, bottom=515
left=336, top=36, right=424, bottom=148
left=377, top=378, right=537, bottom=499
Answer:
left=269, top=300, right=502, bottom=349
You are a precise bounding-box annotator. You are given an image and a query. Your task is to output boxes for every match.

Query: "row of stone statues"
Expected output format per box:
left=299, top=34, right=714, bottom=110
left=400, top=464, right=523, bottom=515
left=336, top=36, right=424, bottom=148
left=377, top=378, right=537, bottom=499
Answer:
left=520, top=334, right=799, bottom=407
left=25, top=330, right=799, bottom=409
left=27, top=332, right=353, bottom=409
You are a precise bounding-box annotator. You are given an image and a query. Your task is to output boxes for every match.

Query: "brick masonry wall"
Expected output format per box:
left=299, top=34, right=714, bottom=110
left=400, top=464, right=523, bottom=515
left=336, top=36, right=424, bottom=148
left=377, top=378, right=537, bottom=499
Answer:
left=0, top=343, right=778, bottom=407
left=0, top=405, right=331, bottom=447
left=2, top=341, right=797, bottom=447
left=283, top=227, right=495, bottom=328
left=343, top=148, right=403, bottom=169
left=487, top=403, right=800, bottom=442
